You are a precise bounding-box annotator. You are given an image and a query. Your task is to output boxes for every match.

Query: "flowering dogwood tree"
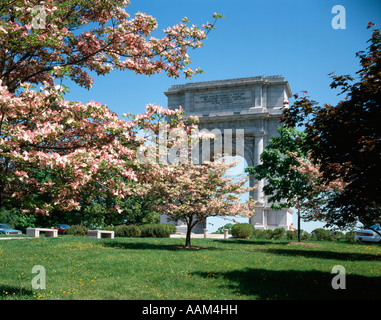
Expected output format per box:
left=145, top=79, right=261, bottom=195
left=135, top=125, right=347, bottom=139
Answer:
left=0, top=0, right=222, bottom=215
left=0, top=0, right=220, bottom=92
left=149, top=160, right=256, bottom=248
left=142, top=120, right=257, bottom=248
left=0, top=79, right=183, bottom=214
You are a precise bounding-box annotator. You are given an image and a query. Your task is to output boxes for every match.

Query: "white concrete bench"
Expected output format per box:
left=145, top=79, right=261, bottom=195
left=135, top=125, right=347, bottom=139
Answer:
left=87, top=230, right=114, bottom=239
left=26, top=228, right=58, bottom=238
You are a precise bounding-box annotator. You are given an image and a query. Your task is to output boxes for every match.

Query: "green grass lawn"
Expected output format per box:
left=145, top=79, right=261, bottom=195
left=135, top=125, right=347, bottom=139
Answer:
left=0, top=236, right=380, bottom=300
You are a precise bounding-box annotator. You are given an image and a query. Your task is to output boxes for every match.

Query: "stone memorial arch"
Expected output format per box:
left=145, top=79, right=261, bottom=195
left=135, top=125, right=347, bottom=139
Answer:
left=160, top=76, right=294, bottom=232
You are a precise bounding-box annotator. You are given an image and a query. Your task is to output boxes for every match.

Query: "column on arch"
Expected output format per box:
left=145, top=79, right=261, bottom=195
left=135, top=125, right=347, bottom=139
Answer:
left=254, top=134, right=265, bottom=203
left=245, top=133, right=266, bottom=229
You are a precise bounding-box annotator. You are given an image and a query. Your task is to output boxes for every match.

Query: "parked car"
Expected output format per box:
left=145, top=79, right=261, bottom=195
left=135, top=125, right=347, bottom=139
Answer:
left=0, top=224, right=22, bottom=235
left=55, top=224, right=70, bottom=235
left=355, top=224, right=381, bottom=243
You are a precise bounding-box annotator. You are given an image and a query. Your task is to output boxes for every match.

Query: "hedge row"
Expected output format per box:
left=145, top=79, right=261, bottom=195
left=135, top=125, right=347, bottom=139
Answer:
left=66, top=223, right=177, bottom=238
left=230, top=223, right=357, bottom=242
left=230, top=223, right=287, bottom=239
left=67, top=222, right=357, bottom=242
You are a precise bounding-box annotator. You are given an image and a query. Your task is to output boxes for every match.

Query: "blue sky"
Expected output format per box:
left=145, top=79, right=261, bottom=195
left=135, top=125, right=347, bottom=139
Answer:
left=66, top=0, right=381, bottom=232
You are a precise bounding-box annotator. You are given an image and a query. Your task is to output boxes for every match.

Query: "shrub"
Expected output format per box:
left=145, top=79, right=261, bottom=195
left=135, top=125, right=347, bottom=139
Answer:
left=115, top=225, right=141, bottom=238
left=262, top=229, right=273, bottom=239
left=312, top=228, right=334, bottom=241
left=139, top=224, right=171, bottom=238
left=231, top=223, right=254, bottom=239
left=66, top=224, right=88, bottom=236
left=332, top=231, right=345, bottom=242
left=101, top=225, right=116, bottom=232
left=286, top=230, right=297, bottom=240
left=301, top=230, right=311, bottom=240
left=344, top=231, right=356, bottom=243
left=272, top=227, right=285, bottom=240
left=252, top=228, right=264, bottom=238
left=162, top=223, right=177, bottom=234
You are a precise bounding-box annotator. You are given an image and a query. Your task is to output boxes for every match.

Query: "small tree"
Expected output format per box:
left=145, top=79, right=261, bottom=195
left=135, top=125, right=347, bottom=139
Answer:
left=149, top=159, right=256, bottom=248
left=145, top=121, right=256, bottom=248
left=245, top=126, right=345, bottom=242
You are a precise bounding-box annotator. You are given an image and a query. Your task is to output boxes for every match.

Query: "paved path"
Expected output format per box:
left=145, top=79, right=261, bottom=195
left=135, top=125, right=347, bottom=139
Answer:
left=170, top=233, right=232, bottom=239
left=0, top=236, right=33, bottom=240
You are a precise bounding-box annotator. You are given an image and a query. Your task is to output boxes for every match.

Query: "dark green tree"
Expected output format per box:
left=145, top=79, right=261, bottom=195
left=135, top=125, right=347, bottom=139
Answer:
left=281, top=23, right=381, bottom=228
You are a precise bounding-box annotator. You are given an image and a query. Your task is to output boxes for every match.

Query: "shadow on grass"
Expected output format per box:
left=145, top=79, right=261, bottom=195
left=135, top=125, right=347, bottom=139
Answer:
left=102, top=238, right=380, bottom=261
left=212, top=238, right=286, bottom=246
left=194, top=267, right=380, bottom=300
left=0, top=284, right=34, bottom=299
left=264, top=247, right=381, bottom=262
left=102, top=239, right=220, bottom=251
left=212, top=239, right=381, bottom=261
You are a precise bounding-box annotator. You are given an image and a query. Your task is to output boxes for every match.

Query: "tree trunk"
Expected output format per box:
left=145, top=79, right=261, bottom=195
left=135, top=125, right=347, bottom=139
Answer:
left=185, top=216, right=193, bottom=248
left=298, top=207, right=301, bottom=242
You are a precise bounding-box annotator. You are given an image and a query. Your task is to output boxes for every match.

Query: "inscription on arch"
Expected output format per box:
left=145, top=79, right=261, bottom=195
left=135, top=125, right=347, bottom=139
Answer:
left=193, top=90, right=252, bottom=110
